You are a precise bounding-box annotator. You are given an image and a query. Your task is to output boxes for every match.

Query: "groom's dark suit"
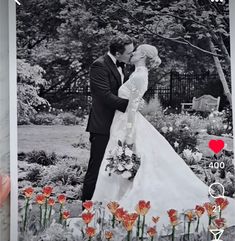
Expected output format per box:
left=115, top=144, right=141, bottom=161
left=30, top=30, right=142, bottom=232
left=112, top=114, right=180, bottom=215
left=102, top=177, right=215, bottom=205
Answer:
left=82, top=54, right=129, bottom=202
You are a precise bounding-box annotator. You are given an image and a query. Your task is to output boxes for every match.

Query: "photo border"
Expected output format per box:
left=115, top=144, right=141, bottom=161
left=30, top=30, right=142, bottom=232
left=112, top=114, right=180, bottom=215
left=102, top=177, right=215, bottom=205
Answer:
left=8, top=1, right=235, bottom=240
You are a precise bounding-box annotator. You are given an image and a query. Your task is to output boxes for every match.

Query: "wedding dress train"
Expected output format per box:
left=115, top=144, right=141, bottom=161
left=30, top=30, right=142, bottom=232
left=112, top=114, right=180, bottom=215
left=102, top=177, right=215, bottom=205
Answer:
left=92, top=66, right=235, bottom=231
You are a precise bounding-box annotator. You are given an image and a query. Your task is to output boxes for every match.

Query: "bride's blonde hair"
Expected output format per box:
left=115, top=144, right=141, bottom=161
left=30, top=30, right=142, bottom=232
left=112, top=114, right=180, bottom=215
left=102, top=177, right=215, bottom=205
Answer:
left=139, top=44, right=161, bottom=69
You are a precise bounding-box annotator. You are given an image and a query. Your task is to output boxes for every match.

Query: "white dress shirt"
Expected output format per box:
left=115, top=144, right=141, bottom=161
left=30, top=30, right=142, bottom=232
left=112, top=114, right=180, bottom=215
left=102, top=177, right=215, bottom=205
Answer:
left=107, top=52, right=124, bottom=84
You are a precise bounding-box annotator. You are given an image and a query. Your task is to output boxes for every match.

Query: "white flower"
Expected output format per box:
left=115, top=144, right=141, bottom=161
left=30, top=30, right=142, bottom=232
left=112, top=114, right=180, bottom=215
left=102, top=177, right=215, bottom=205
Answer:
left=174, top=141, right=179, bottom=148
left=161, top=126, right=168, bottom=133
left=212, top=120, right=216, bottom=123
left=117, top=164, right=125, bottom=171
left=184, top=126, right=189, bottom=130
left=125, top=162, right=134, bottom=170
left=209, top=113, right=214, bottom=119
left=192, top=152, right=202, bottom=162
left=125, top=148, right=133, bottom=157
left=183, top=149, right=193, bottom=160
left=223, top=125, right=228, bottom=129
left=116, top=146, right=123, bottom=156
left=169, top=127, right=173, bottom=132
left=121, top=171, right=132, bottom=179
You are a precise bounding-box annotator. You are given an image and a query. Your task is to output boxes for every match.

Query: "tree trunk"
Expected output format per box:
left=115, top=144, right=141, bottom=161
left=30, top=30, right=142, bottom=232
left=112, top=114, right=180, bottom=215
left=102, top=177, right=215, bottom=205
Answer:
left=207, top=35, right=232, bottom=105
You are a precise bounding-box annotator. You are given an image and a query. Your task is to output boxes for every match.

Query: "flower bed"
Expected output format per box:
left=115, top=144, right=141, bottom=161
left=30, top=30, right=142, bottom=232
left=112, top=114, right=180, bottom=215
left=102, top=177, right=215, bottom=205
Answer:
left=19, top=187, right=234, bottom=241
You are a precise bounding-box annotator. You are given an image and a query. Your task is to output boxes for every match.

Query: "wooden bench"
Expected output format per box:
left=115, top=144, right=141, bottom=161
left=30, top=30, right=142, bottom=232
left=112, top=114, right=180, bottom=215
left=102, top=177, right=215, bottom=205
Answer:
left=181, top=95, right=220, bottom=112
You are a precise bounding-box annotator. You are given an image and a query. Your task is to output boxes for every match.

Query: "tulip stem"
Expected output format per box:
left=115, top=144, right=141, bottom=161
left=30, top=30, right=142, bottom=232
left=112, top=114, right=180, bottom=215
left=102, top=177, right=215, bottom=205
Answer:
left=187, top=222, right=191, bottom=240
left=219, top=210, right=222, bottom=219
left=127, top=230, right=131, bottom=241
left=39, top=205, right=42, bottom=228
left=59, top=204, right=63, bottom=224
left=172, top=225, right=175, bottom=241
left=112, top=214, right=115, bottom=228
left=195, top=218, right=200, bottom=232
left=43, top=198, right=48, bottom=227
left=141, top=215, right=145, bottom=241
left=136, top=215, right=140, bottom=238
left=23, top=198, right=30, bottom=231
left=151, top=237, right=154, bottom=241
left=48, top=206, right=52, bottom=222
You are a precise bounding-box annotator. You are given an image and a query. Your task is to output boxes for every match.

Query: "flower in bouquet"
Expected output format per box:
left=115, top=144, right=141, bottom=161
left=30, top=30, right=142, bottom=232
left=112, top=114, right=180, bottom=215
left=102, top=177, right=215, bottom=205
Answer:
left=215, top=197, right=229, bottom=218
left=23, top=187, right=34, bottom=231
left=105, top=231, right=114, bottom=240
left=195, top=205, right=205, bottom=232
left=86, top=227, right=96, bottom=241
left=183, top=149, right=193, bottom=161
left=135, top=200, right=151, bottom=240
left=167, top=209, right=179, bottom=241
left=192, top=151, right=203, bottom=162
left=107, top=201, right=120, bottom=227
left=42, top=186, right=53, bottom=227
left=204, top=202, right=217, bottom=226
left=83, top=200, right=93, bottom=212
left=105, top=140, right=141, bottom=181
left=48, top=198, right=55, bottom=221
left=57, top=194, right=66, bottom=223
left=122, top=213, right=139, bottom=241
left=147, top=226, right=157, bottom=241
left=82, top=212, right=95, bottom=226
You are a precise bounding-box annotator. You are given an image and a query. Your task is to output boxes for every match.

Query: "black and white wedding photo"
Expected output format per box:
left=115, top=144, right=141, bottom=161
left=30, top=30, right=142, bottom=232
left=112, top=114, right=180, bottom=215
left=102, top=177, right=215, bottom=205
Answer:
left=16, top=0, right=235, bottom=240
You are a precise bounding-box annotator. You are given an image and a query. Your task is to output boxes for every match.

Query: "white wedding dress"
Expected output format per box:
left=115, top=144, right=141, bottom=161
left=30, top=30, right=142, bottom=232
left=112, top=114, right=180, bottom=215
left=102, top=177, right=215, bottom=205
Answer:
left=92, top=66, right=235, bottom=232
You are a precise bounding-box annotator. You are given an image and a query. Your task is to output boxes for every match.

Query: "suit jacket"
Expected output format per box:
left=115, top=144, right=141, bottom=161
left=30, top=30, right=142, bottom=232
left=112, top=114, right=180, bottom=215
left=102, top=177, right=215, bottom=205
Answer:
left=86, top=54, right=129, bottom=135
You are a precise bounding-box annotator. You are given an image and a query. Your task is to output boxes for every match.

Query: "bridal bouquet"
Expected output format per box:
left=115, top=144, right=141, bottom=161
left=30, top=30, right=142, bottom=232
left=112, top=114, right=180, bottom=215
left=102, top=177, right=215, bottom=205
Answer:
left=105, top=140, right=141, bottom=181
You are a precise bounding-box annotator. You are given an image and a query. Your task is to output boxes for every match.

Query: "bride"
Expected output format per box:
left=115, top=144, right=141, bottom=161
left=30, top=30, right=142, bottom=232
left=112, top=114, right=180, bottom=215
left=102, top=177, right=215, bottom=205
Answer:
left=92, top=44, right=235, bottom=231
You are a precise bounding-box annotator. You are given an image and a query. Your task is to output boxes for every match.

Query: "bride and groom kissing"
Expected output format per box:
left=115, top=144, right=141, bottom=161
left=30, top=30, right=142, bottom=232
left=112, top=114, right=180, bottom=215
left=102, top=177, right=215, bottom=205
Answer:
left=81, top=33, right=235, bottom=228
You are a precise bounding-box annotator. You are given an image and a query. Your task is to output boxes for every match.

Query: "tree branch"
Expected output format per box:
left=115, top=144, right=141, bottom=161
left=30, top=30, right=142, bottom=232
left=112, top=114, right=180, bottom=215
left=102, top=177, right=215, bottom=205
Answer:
left=110, top=0, right=224, bottom=57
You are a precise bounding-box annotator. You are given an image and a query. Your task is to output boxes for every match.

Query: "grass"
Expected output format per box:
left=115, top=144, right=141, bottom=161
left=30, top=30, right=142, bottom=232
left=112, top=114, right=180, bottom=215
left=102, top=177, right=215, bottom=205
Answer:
left=18, top=124, right=90, bottom=161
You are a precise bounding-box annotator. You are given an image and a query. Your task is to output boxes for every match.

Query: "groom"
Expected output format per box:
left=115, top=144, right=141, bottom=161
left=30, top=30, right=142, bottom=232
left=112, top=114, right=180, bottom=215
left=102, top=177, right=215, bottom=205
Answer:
left=82, top=34, right=134, bottom=202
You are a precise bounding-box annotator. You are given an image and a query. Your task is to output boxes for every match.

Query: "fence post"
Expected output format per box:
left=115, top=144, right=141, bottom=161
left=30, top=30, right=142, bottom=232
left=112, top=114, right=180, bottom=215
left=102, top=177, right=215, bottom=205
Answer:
left=170, top=70, right=173, bottom=106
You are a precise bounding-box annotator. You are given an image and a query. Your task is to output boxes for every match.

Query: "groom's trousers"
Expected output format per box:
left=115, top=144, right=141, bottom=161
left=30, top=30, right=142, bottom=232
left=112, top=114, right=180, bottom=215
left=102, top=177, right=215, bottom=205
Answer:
left=82, top=132, right=110, bottom=202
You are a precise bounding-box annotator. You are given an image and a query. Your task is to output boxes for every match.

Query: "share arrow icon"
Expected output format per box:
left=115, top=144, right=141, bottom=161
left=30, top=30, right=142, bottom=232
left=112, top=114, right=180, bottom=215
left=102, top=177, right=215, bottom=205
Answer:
left=209, top=229, right=224, bottom=241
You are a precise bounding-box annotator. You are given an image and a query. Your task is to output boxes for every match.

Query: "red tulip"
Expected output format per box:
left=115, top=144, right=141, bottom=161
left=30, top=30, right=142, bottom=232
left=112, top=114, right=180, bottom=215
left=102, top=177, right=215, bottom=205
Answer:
left=122, top=213, right=138, bottom=231
left=48, top=198, right=55, bottom=206
left=115, top=207, right=127, bottom=221
left=105, top=231, right=113, bottom=240
left=107, top=201, right=120, bottom=214
left=36, top=194, right=45, bottom=205
left=147, top=226, right=157, bottom=237
left=57, top=194, right=66, bottom=204
left=62, top=210, right=70, bottom=220
left=42, top=186, right=53, bottom=198
left=195, top=205, right=205, bottom=217
left=214, top=218, right=226, bottom=229
left=152, top=216, right=160, bottom=224
left=24, top=187, right=34, bottom=199
left=167, top=209, right=178, bottom=226
left=83, top=200, right=93, bottom=212
left=215, top=198, right=229, bottom=211
left=82, top=212, right=95, bottom=224
left=204, top=202, right=216, bottom=217
left=135, top=200, right=151, bottom=216
left=86, top=227, right=96, bottom=238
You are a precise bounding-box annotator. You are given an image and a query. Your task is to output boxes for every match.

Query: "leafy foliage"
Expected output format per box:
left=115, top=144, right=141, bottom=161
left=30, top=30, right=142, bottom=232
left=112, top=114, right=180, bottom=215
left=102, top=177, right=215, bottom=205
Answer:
left=17, top=0, right=231, bottom=111
left=17, top=59, right=50, bottom=124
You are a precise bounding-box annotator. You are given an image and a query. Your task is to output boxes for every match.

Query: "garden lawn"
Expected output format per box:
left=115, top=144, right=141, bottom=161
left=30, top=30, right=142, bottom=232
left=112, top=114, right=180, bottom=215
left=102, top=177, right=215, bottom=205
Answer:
left=18, top=125, right=89, bottom=163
